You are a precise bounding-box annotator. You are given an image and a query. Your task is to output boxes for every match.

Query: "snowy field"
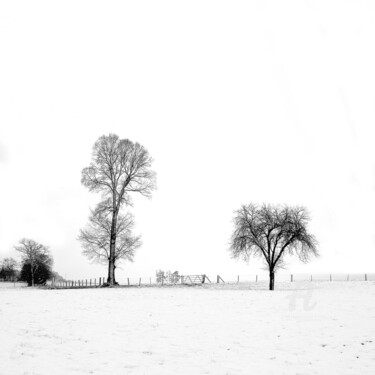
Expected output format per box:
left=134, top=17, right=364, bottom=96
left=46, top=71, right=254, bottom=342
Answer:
left=0, top=282, right=374, bottom=375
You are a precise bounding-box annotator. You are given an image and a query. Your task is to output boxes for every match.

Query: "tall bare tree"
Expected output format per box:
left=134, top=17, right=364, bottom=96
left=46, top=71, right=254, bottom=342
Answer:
left=229, top=203, right=318, bottom=290
left=81, top=134, right=156, bottom=285
left=15, top=239, right=51, bottom=287
left=78, top=207, right=141, bottom=272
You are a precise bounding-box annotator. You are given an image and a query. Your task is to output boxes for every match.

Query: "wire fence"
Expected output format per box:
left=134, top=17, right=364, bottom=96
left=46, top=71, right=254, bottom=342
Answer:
left=206, top=273, right=375, bottom=283
left=43, top=272, right=375, bottom=288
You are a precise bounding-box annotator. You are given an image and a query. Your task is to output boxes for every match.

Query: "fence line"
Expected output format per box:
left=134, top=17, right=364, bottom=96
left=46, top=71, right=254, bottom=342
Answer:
left=210, top=273, right=375, bottom=284
left=43, top=272, right=375, bottom=289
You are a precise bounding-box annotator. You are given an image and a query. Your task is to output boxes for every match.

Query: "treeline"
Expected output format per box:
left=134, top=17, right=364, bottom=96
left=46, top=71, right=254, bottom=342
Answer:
left=1, top=239, right=63, bottom=286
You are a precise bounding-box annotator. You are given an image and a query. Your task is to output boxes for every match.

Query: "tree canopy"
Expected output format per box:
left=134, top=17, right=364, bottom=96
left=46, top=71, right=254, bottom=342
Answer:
left=20, top=253, right=53, bottom=286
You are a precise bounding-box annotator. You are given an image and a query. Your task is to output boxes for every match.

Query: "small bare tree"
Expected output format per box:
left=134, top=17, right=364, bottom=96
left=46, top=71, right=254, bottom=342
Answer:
left=229, top=203, right=318, bottom=290
left=78, top=207, right=141, bottom=274
left=156, top=270, right=180, bottom=284
left=81, top=134, right=156, bottom=285
left=15, top=239, right=50, bottom=287
left=156, top=269, right=167, bottom=284
left=0, top=258, right=18, bottom=281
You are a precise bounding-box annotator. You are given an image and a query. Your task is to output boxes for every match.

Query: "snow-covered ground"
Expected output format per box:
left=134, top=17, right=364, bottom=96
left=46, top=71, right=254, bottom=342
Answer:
left=0, top=281, right=374, bottom=374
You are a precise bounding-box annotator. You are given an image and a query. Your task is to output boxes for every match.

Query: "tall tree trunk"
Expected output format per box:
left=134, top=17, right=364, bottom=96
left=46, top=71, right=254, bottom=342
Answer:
left=269, top=269, right=275, bottom=290
left=107, top=261, right=111, bottom=284
left=108, top=210, right=118, bottom=285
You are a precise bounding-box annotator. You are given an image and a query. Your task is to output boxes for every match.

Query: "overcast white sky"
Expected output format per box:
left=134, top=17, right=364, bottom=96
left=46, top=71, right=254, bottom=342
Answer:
left=1, top=1, right=375, bottom=280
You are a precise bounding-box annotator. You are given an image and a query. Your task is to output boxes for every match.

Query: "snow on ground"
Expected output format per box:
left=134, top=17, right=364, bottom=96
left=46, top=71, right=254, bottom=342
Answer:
left=0, top=281, right=374, bottom=375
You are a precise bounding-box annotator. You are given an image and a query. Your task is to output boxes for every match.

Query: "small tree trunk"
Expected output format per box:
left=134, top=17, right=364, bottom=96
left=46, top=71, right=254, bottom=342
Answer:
left=31, top=266, right=35, bottom=287
left=269, top=270, right=275, bottom=290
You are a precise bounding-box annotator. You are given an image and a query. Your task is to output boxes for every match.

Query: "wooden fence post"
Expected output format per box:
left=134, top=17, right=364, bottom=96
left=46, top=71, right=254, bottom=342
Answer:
left=217, top=275, right=224, bottom=283
left=256, top=275, right=258, bottom=282
left=330, top=274, right=332, bottom=282
left=291, top=274, right=293, bottom=282
left=139, top=278, right=141, bottom=286
left=365, top=274, right=367, bottom=281
left=127, top=278, right=130, bottom=286
left=237, top=275, right=239, bottom=284
left=99, top=277, right=101, bottom=286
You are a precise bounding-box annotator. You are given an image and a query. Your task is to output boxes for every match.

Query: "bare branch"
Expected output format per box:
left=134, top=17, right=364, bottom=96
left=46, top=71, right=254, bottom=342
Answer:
left=78, top=207, right=142, bottom=267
